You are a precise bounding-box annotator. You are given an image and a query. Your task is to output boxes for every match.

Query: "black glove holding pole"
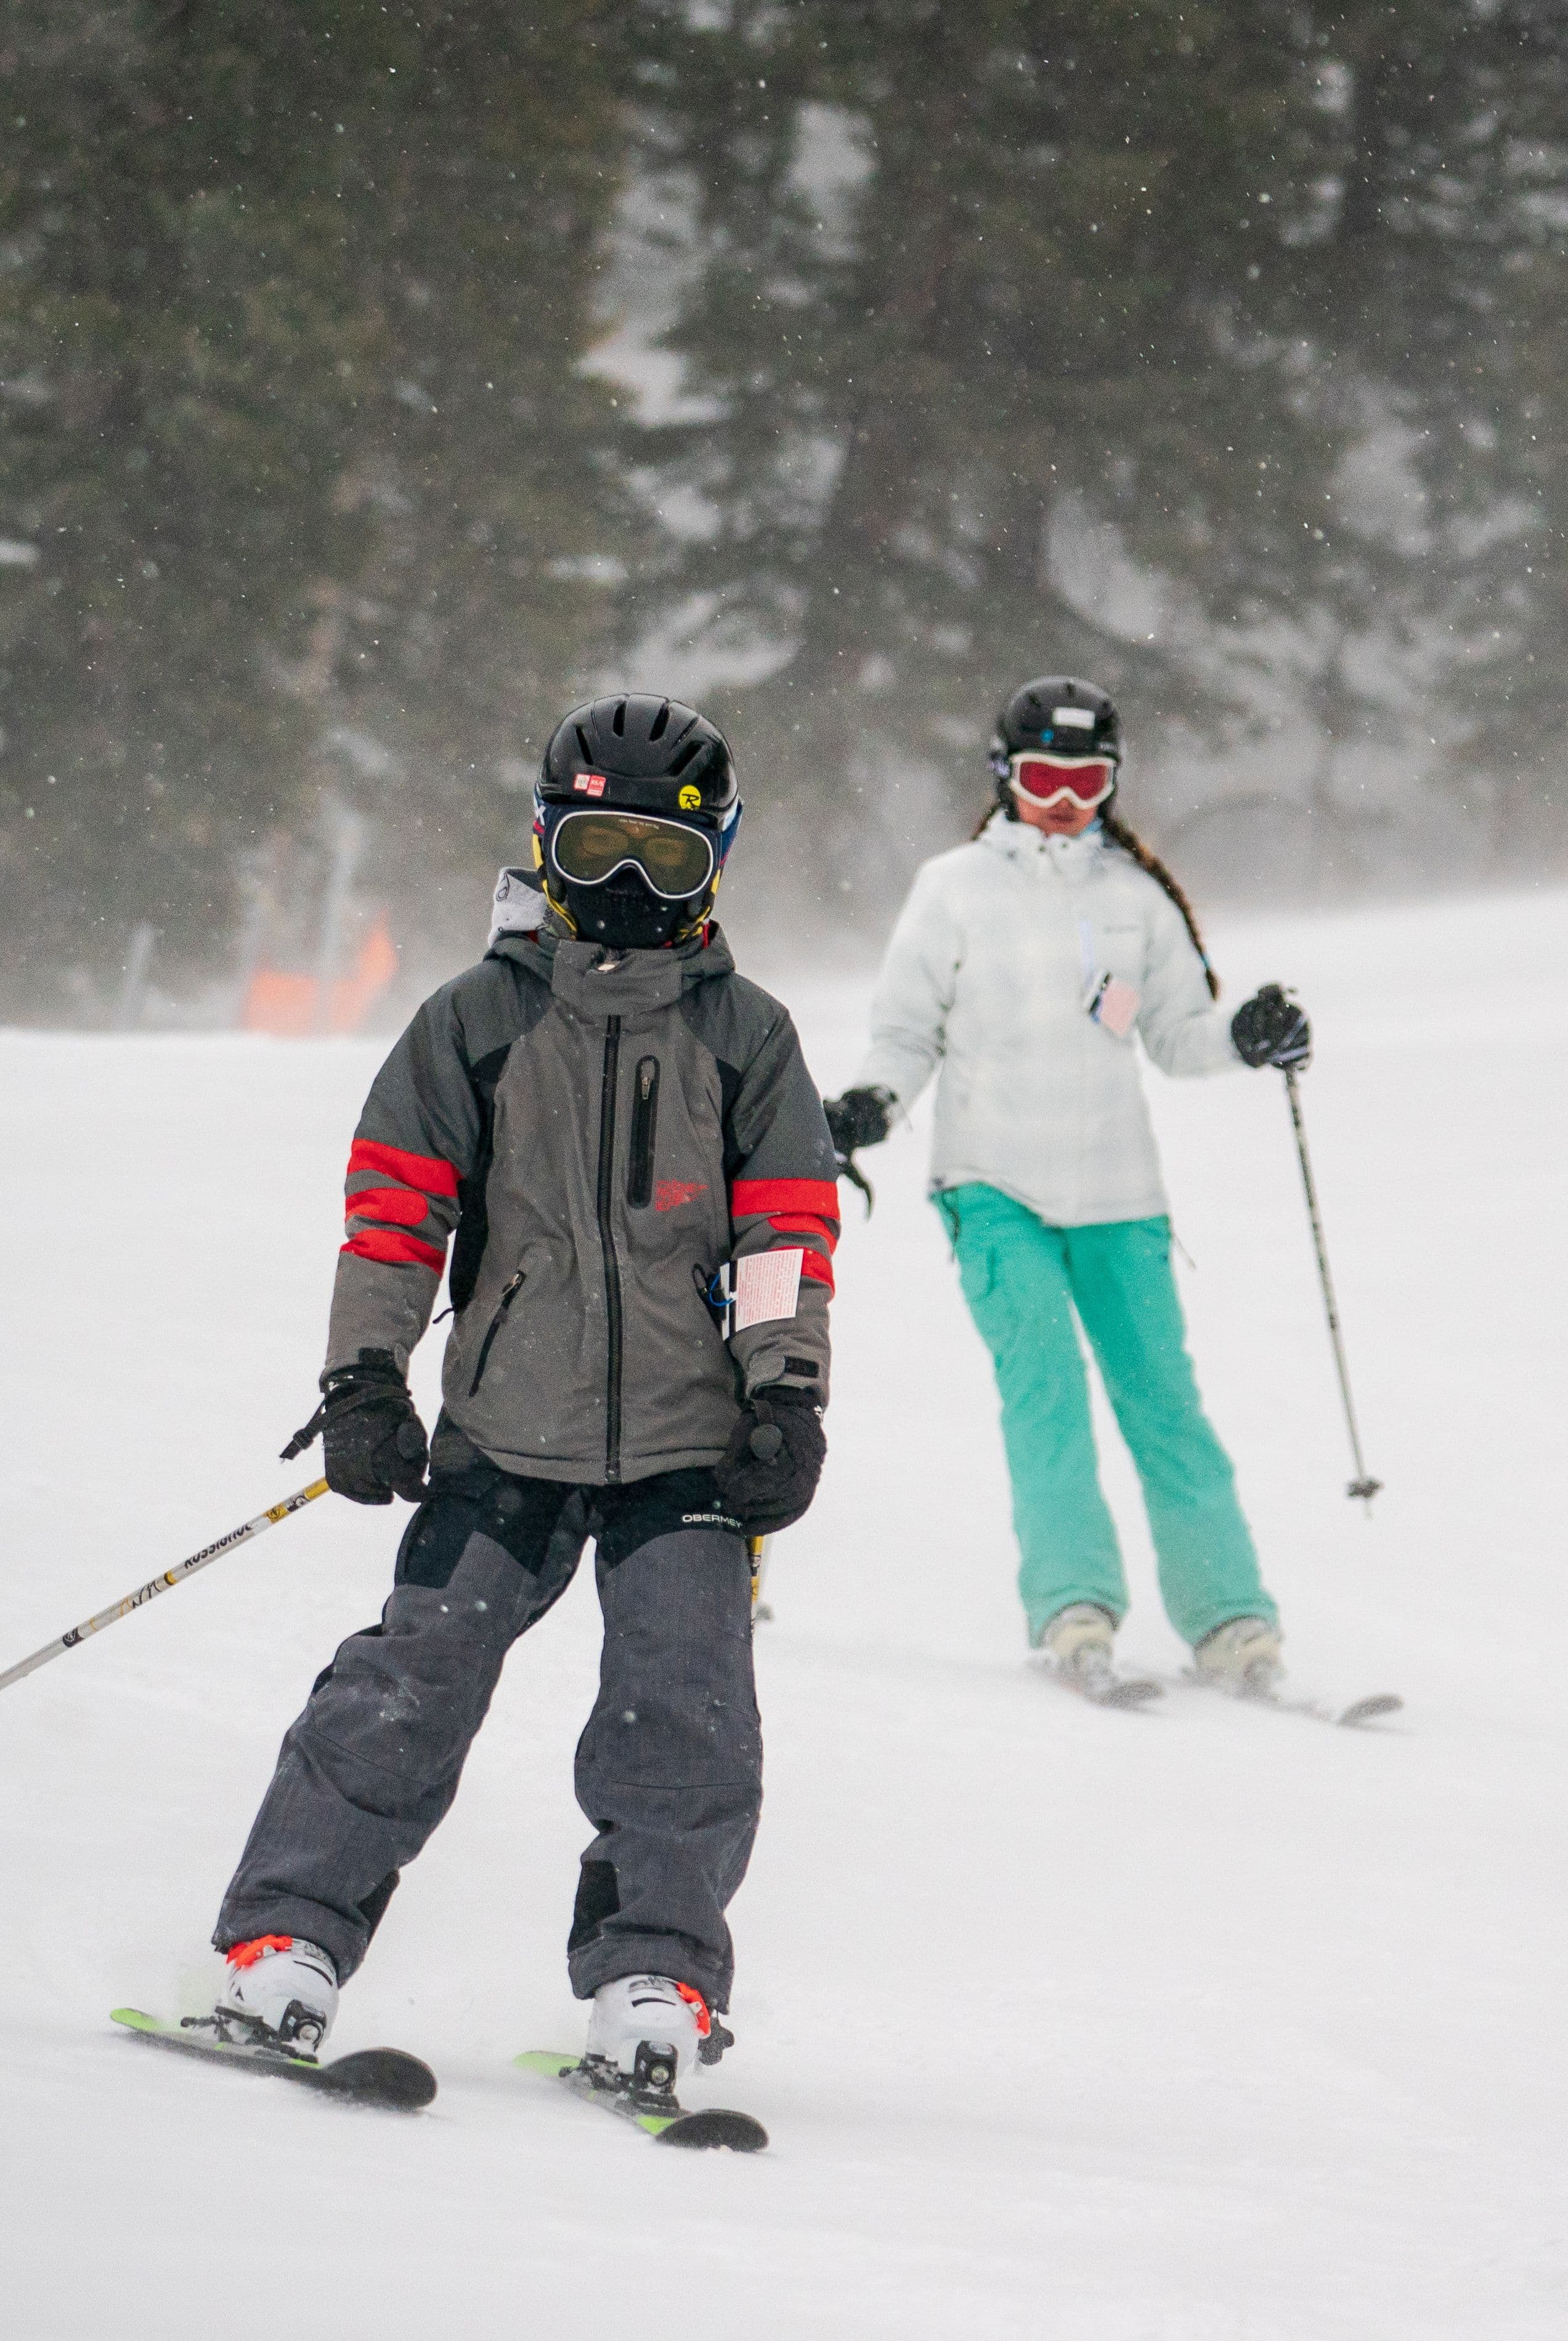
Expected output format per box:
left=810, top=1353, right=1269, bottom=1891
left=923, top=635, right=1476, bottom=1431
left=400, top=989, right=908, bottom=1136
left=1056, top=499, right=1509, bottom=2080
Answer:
left=281, top=1348, right=429, bottom=1505
left=1231, top=983, right=1312, bottom=1071
left=715, top=1385, right=826, bottom=1536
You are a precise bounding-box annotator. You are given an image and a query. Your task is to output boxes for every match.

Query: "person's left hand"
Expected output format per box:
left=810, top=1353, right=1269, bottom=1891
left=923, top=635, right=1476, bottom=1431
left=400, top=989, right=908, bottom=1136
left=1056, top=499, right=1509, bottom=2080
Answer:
left=715, top=1386, right=826, bottom=1534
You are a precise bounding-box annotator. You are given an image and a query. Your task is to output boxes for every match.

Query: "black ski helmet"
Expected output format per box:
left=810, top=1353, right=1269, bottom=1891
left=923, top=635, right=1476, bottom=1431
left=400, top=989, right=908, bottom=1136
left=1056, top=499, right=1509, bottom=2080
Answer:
left=533, top=693, right=741, bottom=947
left=988, top=675, right=1123, bottom=814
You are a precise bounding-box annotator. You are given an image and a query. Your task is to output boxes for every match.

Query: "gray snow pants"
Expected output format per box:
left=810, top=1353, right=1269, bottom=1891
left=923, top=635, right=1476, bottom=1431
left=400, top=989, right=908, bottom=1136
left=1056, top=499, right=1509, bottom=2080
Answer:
left=214, top=1443, right=762, bottom=2009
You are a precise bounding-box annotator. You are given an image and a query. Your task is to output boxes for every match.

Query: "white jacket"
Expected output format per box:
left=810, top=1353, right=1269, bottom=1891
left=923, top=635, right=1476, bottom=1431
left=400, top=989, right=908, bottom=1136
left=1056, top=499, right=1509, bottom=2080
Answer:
left=855, top=816, right=1241, bottom=1226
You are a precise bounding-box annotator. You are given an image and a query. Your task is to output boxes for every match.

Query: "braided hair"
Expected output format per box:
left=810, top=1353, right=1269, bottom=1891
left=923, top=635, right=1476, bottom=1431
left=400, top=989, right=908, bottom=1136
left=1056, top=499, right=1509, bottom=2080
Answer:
left=970, top=797, right=1220, bottom=1000
left=1100, top=806, right=1220, bottom=1000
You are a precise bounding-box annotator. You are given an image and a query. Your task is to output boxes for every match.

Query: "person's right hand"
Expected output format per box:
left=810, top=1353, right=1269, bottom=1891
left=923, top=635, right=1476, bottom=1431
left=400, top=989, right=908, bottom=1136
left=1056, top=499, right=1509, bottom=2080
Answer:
left=318, top=1351, right=429, bottom=1505
left=823, top=1085, right=895, bottom=1162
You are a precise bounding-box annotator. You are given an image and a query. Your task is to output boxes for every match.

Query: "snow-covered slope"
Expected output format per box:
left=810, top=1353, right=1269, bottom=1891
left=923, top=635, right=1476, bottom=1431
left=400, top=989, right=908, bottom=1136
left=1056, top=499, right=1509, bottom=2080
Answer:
left=1, top=891, right=1562, bottom=2339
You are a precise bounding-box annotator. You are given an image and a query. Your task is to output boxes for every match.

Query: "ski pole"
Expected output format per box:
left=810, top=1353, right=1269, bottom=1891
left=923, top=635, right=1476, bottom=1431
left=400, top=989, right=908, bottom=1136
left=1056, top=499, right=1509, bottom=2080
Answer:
left=1281, top=1067, right=1383, bottom=1509
left=749, top=1533, right=775, bottom=1623
left=0, top=1479, right=330, bottom=1696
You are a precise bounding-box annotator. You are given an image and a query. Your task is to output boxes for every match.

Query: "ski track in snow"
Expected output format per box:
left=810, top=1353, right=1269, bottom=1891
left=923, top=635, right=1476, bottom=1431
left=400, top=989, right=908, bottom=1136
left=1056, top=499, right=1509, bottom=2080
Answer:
left=1, top=890, right=1562, bottom=2339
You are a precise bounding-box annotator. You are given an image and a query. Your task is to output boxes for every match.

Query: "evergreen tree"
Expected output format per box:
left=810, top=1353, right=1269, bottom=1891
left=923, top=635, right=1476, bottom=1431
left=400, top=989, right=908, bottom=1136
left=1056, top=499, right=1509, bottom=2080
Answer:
left=625, top=1, right=1351, bottom=909
left=625, top=0, right=1568, bottom=903
left=0, top=1, right=634, bottom=1017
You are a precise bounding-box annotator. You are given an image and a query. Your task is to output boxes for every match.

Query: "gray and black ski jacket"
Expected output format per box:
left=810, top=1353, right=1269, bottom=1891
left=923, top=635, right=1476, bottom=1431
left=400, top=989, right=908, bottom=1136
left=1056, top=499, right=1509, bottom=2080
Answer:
left=324, top=923, right=837, bottom=1485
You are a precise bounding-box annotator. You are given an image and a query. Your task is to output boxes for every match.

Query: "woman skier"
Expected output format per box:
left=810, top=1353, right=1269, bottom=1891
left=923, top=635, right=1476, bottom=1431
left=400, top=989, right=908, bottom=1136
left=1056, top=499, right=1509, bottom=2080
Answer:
left=824, top=675, right=1309, bottom=1704
left=204, top=694, right=837, bottom=2101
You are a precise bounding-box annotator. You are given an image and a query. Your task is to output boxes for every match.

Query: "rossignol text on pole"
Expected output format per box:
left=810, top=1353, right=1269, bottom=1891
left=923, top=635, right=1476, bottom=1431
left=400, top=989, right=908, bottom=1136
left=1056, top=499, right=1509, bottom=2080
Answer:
left=0, top=1480, right=330, bottom=1695
left=1282, top=1067, right=1383, bottom=1510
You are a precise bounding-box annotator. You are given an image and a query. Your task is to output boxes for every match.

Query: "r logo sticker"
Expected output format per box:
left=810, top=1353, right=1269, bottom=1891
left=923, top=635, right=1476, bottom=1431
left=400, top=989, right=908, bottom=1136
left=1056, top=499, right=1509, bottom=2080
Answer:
left=678, top=783, right=701, bottom=810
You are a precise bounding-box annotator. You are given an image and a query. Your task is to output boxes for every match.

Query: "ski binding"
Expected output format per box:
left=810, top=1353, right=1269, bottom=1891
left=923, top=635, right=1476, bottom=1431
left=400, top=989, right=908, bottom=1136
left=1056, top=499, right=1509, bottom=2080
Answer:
left=516, top=2049, right=768, bottom=2151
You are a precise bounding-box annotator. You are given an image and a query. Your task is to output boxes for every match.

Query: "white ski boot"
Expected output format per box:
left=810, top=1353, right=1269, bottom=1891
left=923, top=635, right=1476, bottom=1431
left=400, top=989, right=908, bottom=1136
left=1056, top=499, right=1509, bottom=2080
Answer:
left=1193, top=1616, right=1283, bottom=1697
left=1038, top=1602, right=1118, bottom=1696
left=584, top=1974, right=709, bottom=2095
left=1035, top=1603, right=1162, bottom=1708
left=214, top=1934, right=338, bottom=2052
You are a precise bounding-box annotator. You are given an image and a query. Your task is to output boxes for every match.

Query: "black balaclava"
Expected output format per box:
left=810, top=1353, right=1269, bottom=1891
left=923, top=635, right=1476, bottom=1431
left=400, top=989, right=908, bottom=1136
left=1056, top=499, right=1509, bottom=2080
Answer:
left=556, top=864, right=707, bottom=950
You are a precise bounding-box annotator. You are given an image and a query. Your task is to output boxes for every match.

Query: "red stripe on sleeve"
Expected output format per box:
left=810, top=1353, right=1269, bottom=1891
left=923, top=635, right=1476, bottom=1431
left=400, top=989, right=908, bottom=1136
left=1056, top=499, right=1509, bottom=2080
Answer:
left=799, top=1250, right=835, bottom=1295
left=341, top=1227, right=447, bottom=1272
left=731, top=1178, right=839, bottom=1217
left=766, top=1211, right=840, bottom=1250
left=347, top=1138, right=460, bottom=1200
left=346, top=1185, right=433, bottom=1231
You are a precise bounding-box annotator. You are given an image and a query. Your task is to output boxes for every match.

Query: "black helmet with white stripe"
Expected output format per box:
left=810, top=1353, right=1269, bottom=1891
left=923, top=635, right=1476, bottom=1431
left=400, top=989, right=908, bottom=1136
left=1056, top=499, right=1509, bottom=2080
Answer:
left=989, top=675, right=1123, bottom=775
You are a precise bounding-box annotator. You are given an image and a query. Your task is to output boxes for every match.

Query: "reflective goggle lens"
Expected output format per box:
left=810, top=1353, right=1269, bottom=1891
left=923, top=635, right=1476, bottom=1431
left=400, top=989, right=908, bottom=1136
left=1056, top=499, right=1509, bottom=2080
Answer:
left=550, top=810, right=716, bottom=899
left=1009, top=754, right=1116, bottom=808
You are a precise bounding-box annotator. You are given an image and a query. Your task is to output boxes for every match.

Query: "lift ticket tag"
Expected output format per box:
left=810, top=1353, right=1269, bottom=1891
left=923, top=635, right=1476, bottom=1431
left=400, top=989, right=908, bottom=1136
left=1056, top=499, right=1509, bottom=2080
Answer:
left=1078, top=918, right=1140, bottom=1039
left=724, top=1249, right=804, bottom=1337
left=1083, top=969, right=1140, bottom=1038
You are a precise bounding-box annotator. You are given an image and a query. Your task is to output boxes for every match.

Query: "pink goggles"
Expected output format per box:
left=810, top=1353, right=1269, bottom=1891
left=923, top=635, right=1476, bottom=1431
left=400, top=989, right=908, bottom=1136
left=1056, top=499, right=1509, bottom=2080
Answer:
left=1008, top=752, right=1116, bottom=810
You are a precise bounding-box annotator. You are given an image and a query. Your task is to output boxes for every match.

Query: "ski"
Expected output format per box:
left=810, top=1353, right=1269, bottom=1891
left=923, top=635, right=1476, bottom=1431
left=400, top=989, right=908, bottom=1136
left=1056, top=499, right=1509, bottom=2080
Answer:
left=111, top=2008, right=437, bottom=2111
left=1079, top=1674, right=1163, bottom=1711
left=1034, top=1661, right=1164, bottom=1711
left=514, top=2050, right=768, bottom=2152
left=1169, top=1677, right=1403, bottom=1729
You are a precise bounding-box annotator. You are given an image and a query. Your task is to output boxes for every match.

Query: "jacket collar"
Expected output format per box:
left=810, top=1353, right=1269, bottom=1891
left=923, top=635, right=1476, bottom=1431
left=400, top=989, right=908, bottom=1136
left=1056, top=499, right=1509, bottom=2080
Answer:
left=979, top=814, right=1105, bottom=876
left=490, top=919, right=736, bottom=1020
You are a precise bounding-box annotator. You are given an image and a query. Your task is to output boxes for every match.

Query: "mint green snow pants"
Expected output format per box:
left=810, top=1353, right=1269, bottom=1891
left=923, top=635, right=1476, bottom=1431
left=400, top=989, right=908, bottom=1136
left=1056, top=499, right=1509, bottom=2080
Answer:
left=938, top=1184, right=1277, bottom=1650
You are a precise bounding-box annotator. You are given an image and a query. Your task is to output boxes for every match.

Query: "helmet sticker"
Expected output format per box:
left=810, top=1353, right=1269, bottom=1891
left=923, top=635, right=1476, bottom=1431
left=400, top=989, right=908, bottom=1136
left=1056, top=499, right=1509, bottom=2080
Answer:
left=573, top=773, right=607, bottom=796
left=678, top=783, right=702, bottom=810
left=1052, top=707, right=1097, bottom=728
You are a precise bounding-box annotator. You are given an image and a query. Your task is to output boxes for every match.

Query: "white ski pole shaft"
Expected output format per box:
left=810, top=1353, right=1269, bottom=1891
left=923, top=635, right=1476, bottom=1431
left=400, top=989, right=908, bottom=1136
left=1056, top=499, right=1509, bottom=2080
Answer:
left=0, top=1479, right=330, bottom=1695
left=1282, top=1069, right=1382, bottom=1508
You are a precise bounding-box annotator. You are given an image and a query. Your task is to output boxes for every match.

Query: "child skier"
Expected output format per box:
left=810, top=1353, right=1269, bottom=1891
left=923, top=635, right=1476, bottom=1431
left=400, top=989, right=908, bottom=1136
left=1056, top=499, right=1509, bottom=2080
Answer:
left=824, top=676, right=1309, bottom=1704
left=206, top=694, right=837, bottom=2100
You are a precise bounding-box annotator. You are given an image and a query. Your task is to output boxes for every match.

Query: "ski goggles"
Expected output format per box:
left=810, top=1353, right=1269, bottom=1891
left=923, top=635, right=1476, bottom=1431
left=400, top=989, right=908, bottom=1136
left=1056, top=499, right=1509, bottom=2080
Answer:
left=1007, top=751, right=1117, bottom=810
left=548, top=808, right=717, bottom=899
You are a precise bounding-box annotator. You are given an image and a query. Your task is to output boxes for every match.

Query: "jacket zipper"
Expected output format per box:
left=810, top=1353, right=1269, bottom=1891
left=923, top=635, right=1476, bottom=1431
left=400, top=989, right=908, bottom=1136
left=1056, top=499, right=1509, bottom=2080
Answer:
left=596, top=1016, right=624, bottom=1481
left=468, top=1269, right=526, bottom=1396
left=627, top=1055, right=660, bottom=1208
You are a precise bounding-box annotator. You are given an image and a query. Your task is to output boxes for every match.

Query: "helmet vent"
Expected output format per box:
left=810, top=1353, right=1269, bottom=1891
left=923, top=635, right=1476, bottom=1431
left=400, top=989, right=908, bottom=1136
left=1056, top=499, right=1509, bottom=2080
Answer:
left=574, top=724, right=593, bottom=761
left=612, top=699, right=627, bottom=736
left=667, top=739, right=702, bottom=775
left=648, top=701, right=670, bottom=741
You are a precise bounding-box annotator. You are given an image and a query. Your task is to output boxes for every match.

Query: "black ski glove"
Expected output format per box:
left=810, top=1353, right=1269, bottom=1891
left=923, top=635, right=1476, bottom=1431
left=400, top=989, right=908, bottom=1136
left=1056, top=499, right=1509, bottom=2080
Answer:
left=714, top=1385, right=826, bottom=1536
left=1231, top=983, right=1312, bottom=1071
left=822, top=1085, right=895, bottom=1213
left=282, top=1349, right=429, bottom=1505
left=823, top=1085, right=894, bottom=1160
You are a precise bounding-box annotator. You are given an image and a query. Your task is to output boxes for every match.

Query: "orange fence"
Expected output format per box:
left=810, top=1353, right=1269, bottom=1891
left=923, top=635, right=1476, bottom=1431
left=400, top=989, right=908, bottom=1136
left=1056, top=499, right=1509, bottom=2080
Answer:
left=241, top=916, right=398, bottom=1035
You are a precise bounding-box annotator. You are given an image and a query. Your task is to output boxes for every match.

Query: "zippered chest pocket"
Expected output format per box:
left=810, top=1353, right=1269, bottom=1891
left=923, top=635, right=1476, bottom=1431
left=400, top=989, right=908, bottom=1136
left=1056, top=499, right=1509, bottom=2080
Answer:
left=628, top=1056, right=660, bottom=1208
